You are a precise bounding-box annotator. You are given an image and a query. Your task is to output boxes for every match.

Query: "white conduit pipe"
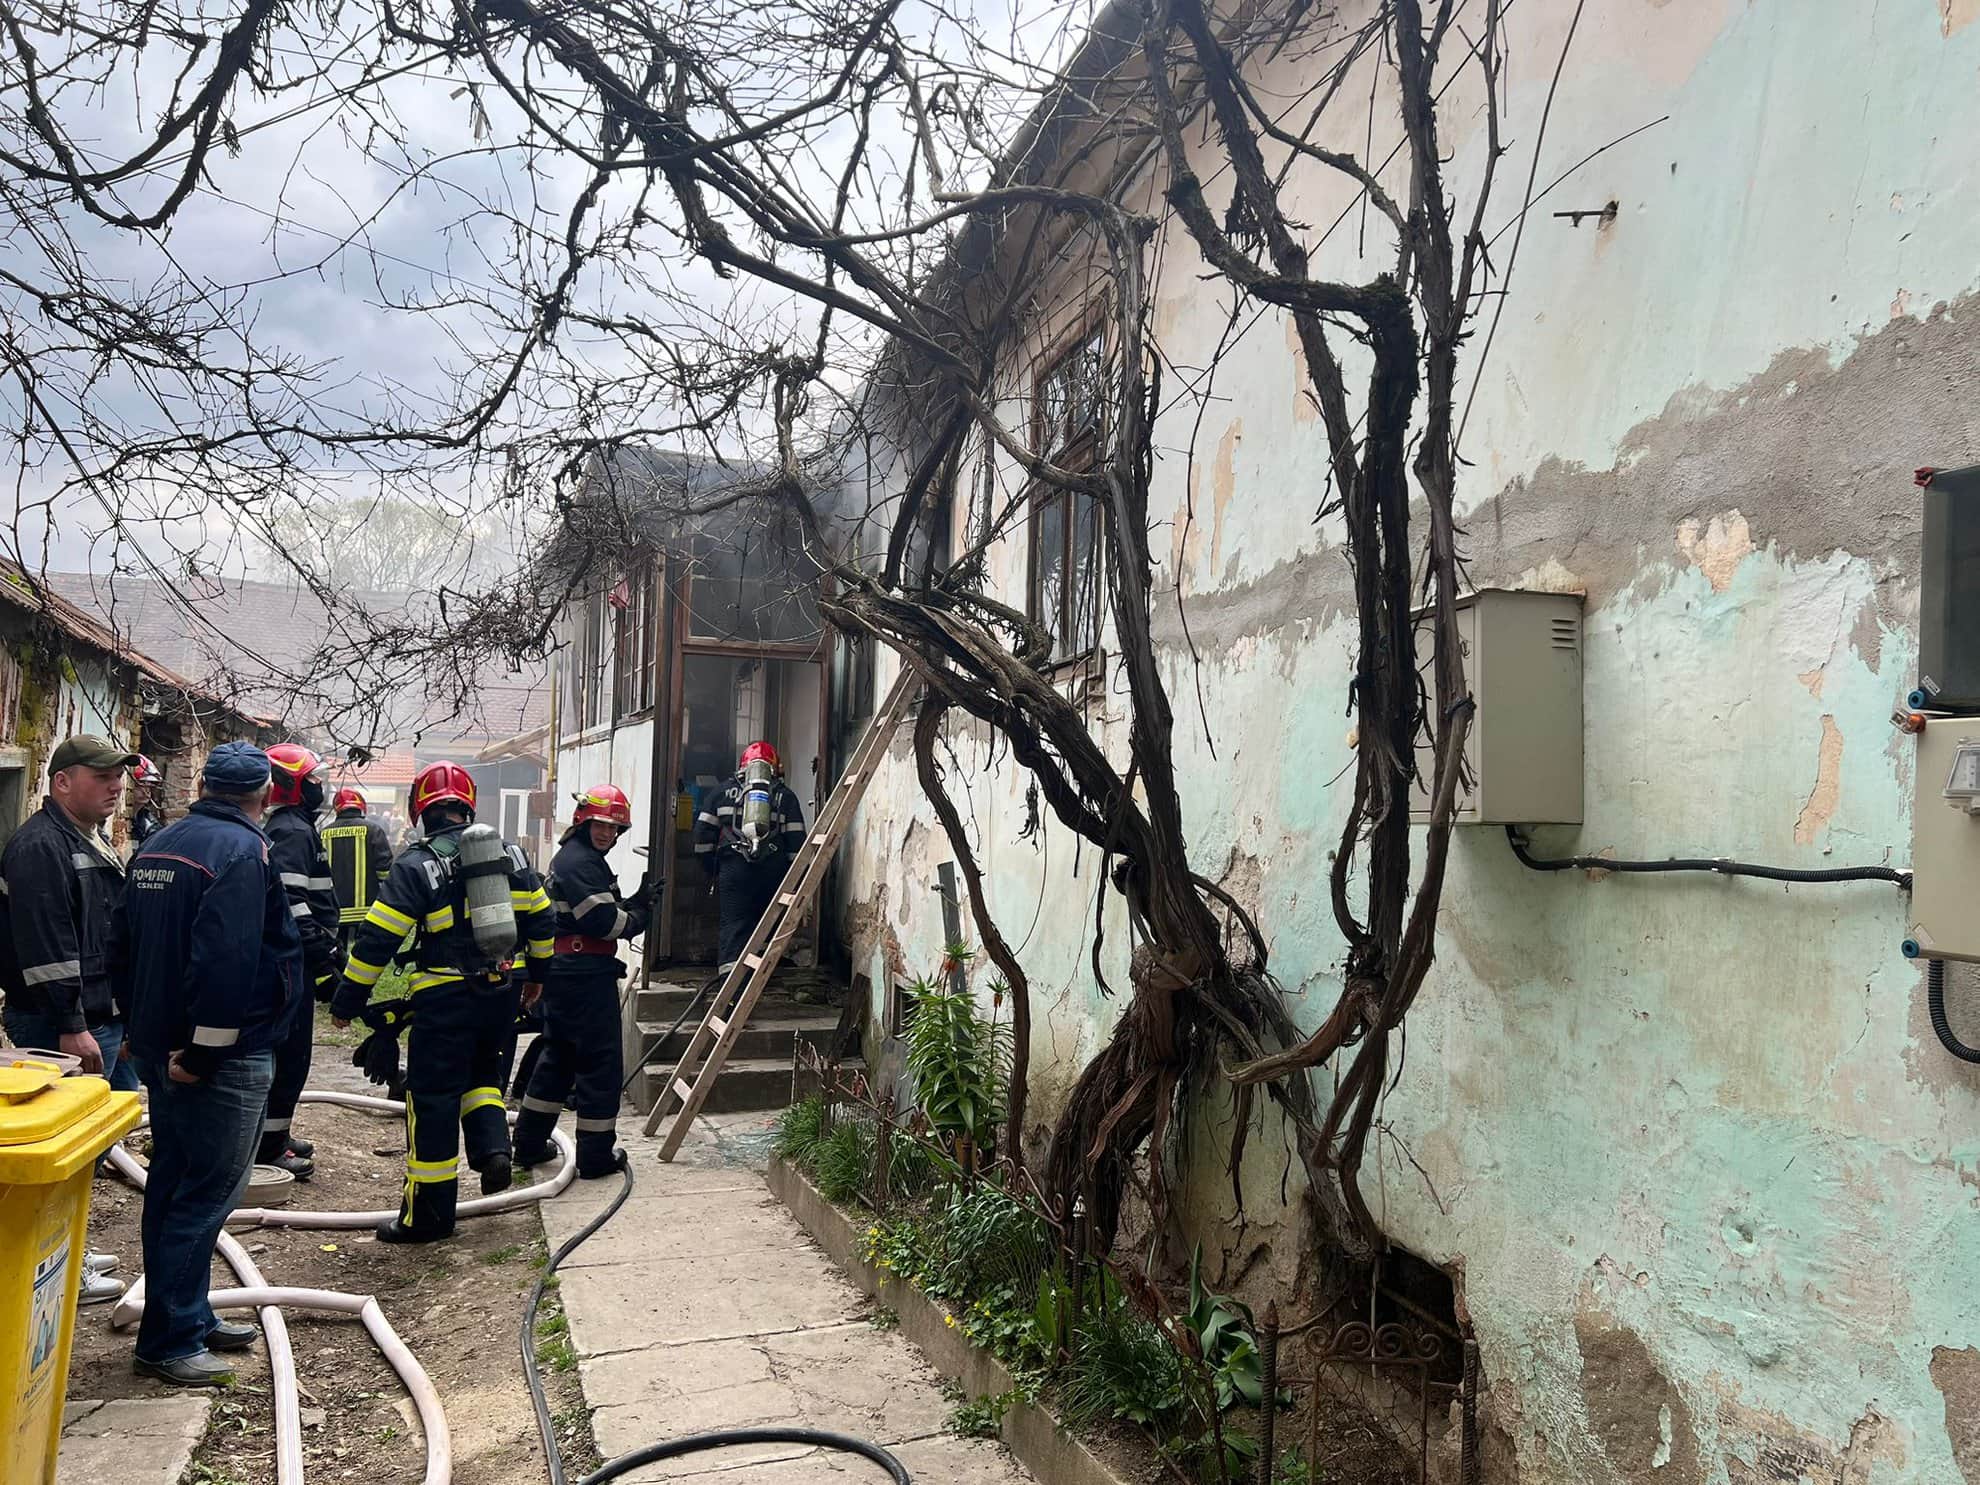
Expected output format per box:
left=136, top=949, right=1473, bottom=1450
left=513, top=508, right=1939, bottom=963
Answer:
left=106, top=1089, right=584, bottom=1485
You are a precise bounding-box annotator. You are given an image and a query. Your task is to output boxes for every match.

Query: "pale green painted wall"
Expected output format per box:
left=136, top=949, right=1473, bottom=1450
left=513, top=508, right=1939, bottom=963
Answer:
left=835, top=2, right=1980, bottom=1479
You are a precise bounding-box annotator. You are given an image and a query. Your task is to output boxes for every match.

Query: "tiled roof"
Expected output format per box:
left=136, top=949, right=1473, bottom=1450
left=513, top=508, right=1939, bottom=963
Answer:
left=0, top=564, right=277, bottom=729
left=47, top=572, right=548, bottom=747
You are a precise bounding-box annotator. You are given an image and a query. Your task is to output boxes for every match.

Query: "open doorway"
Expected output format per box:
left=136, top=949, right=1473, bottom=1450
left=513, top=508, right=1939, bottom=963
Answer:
left=667, top=653, right=823, bottom=963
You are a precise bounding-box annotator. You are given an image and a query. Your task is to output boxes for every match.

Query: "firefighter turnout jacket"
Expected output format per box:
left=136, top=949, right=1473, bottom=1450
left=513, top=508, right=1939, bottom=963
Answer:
left=111, top=799, right=304, bottom=1077
left=692, top=776, right=808, bottom=872
left=265, top=803, right=342, bottom=993
left=323, top=810, right=393, bottom=925
left=546, top=833, right=649, bottom=972
left=0, top=799, right=126, bottom=1033
left=331, top=822, right=555, bottom=1017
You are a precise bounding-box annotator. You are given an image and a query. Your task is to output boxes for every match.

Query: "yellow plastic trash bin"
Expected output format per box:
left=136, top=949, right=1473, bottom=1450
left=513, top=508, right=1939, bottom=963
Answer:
left=0, top=1060, right=142, bottom=1485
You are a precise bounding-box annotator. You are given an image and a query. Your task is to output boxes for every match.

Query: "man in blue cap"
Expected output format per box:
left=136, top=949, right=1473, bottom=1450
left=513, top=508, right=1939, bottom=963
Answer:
left=111, top=741, right=304, bottom=1387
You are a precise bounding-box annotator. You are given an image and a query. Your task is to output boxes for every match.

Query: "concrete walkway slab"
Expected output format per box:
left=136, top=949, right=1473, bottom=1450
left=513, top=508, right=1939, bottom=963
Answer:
left=57, top=1396, right=212, bottom=1483
left=544, top=1108, right=1033, bottom=1485
left=544, top=1189, right=800, bottom=1268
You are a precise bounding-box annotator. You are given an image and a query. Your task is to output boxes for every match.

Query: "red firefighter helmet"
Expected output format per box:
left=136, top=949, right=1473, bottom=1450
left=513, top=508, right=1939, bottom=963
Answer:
left=572, top=784, right=633, bottom=830
left=739, top=740, right=781, bottom=774
left=410, top=760, right=476, bottom=820
left=267, top=743, right=327, bottom=808
left=332, top=785, right=368, bottom=815
left=130, top=754, right=160, bottom=787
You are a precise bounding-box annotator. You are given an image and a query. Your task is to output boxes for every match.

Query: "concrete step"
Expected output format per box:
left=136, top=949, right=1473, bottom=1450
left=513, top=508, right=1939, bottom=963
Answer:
left=636, top=982, right=839, bottom=1021
left=628, top=1051, right=868, bottom=1116
left=638, top=1010, right=837, bottom=1064
left=629, top=1056, right=790, bottom=1116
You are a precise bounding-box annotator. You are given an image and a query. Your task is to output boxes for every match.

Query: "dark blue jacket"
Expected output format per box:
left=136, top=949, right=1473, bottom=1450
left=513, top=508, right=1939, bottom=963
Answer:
left=0, top=799, right=126, bottom=1032
left=110, top=799, right=304, bottom=1076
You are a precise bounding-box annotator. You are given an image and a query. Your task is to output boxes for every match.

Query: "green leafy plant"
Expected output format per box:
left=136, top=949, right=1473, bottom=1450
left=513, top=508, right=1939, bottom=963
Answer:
left=1059, top=1300, right=1188, bottom=1430
left=922, top=1183, right=1051, bottom=1303
left=813, top=1119, right=875, bottom=1204
left=946, top=1390, right=1015, bottom=1439
left=902, top=974, right=1010, bottom=1152
left=1168, top=1425, right=1259, bottom=1485
left=1184, top=1245, right=1267, bottom=1410
left=775, top=1095, right=829, bottom=1166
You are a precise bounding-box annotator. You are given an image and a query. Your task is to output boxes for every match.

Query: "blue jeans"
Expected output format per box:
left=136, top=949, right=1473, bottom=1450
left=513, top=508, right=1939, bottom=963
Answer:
left=2, top=1008, right=139, bottom=1093
left=135, top=1051, right=274, bottom=1363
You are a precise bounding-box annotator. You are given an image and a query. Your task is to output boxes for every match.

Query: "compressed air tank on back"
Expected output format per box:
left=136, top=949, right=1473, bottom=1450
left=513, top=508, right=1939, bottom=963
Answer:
left=740, top=760, right=776, bottom=855
left=457, top=823, right=518, bottom=961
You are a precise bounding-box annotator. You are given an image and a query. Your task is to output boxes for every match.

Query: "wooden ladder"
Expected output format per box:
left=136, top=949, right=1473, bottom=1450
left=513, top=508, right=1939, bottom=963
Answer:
left=642, top=669, right=917, bottom=1158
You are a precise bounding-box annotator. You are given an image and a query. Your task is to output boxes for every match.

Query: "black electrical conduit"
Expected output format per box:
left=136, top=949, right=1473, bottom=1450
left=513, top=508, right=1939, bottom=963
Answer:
left=522, top=1159, right=913, bottom=1485
left=1928, top=959, right=1980, bottom=1065
left=1504, top=826, right=1913, bottom=891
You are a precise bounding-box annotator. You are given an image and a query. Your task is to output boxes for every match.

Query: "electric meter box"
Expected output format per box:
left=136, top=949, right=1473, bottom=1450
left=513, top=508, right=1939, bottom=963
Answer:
left=1919, top=464, right=1980, bottom=711
left=1408, top=588, right=1584, bottom=826
left=1908, top=717, right=1980, bottom=962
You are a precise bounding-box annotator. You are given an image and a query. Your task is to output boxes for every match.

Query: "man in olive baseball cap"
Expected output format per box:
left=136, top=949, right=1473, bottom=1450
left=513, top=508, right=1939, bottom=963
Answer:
left=48, top=734, right=142, bottom=775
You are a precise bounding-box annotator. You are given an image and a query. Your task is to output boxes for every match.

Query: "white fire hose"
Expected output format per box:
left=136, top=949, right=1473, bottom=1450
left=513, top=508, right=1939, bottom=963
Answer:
left=107, top=1088, right=582, bottom=1485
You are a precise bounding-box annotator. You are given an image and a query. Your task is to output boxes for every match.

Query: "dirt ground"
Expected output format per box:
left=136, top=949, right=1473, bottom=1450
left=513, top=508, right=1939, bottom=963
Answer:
left=66, top=1030, right=597, bottom=1485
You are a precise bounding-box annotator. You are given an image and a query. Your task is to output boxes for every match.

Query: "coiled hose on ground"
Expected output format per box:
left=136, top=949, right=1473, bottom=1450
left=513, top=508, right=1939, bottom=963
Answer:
left=521, top=1157, right=912, bottom=1485
left=108, top=1086, right=911, bottom=1485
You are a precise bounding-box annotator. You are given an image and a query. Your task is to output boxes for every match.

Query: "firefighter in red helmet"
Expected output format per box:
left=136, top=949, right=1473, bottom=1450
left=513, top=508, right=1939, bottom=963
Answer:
left=512, top=784, right=656, bottom=1177
left=693, top=741, right=806, bottom=975
left=330, top=761, right=556, bottom=1243
left=129, top=754, right=165, bottom=847
left=259, top=743, right=343, bottom=1178
left=322, top=785, right=394, bottom=951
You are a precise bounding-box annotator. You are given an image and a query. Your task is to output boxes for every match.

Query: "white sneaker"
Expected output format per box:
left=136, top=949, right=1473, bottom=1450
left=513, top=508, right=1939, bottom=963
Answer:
left=78, top=1269, right=126, bottom=1306
left=84, top=1251, right=118, bottom=1274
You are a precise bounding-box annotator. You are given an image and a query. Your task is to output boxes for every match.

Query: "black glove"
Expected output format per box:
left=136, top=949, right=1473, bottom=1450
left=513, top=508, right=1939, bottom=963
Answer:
left=634, top=871, right=666, bottom=901
left=352, top=1027, right=402, bottom=1090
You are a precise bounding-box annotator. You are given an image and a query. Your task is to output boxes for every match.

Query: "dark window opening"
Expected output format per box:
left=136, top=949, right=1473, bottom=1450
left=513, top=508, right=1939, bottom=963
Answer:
left=1373, top=1245, right=1465, bottom=1392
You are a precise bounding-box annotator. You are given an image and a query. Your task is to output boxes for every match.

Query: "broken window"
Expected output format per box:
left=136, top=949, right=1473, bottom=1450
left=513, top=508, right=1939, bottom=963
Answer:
left=686, top=503, right=822, bottom=645
left=1027, top=326, right=1107, bottom=663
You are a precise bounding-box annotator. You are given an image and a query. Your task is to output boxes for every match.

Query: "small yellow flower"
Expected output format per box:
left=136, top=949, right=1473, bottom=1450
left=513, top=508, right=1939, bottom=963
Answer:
left=945, top=1313, right=959, bottom=1328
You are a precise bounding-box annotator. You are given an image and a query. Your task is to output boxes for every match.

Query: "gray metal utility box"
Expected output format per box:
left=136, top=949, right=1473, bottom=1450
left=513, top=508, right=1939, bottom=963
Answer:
left=1408, top=588, right=1584, bottom=826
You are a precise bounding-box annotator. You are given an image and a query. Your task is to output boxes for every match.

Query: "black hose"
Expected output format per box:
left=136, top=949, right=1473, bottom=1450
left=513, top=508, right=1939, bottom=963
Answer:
left=585, top=1429, right=913, bottom=1485
left=1505, top=827, right=1912, bottom=890
left=522, top=1155, right=912, bottom=1485
left=618, top=974, right=717, bottom=1096
left=1928, top=958, right=1980, bottom=1064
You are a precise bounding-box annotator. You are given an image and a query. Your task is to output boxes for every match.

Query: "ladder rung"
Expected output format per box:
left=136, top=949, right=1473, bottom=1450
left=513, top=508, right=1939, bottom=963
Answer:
left=810, top=834, right=827, bottom=845
left=707, top=1014, right=729, bottom=1039
left=743, top=953, right=763, bottom=969
left=776, top=893, right=795, bottom=906
left=671, top=1078, right=695, bottom=1105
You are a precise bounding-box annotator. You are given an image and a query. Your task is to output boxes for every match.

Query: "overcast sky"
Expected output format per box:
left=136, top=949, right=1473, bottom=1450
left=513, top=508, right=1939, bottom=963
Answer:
left=2, top=0, right=1095, bottom=590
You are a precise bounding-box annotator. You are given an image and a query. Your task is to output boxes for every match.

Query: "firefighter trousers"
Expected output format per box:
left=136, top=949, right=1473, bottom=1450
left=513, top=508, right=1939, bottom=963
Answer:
left=715, top=853, right=787, bottom=972
left=257, top=992, right=315, bottom=1162
left=394, top=982, right=518, bottom=1238
left=513, top=969, right=622, bottom=1177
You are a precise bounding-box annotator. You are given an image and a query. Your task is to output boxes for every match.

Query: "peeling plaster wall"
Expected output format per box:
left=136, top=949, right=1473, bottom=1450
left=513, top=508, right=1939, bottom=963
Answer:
left=832, top=2, right=1980, bottom=1480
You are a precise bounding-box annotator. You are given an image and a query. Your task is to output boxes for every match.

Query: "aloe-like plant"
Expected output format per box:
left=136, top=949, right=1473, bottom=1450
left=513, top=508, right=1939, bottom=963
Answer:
left=1184, top=1245, right=1267, bottom=1410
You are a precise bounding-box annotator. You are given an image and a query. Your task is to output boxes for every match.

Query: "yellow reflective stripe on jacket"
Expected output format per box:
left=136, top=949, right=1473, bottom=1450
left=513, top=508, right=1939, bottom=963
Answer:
left=460, top=1086, right=505, bottom=1116
left=526, top=938, right=556, bottom=959
left=511, top=887, right=552, bottom=913
left=423, top=905, right=457, bottom=933
left=409, top=969, right=465, bottom=993
left=365, top=900, right=416, bottom=935
left=344, top=954, right=387, bottom=987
